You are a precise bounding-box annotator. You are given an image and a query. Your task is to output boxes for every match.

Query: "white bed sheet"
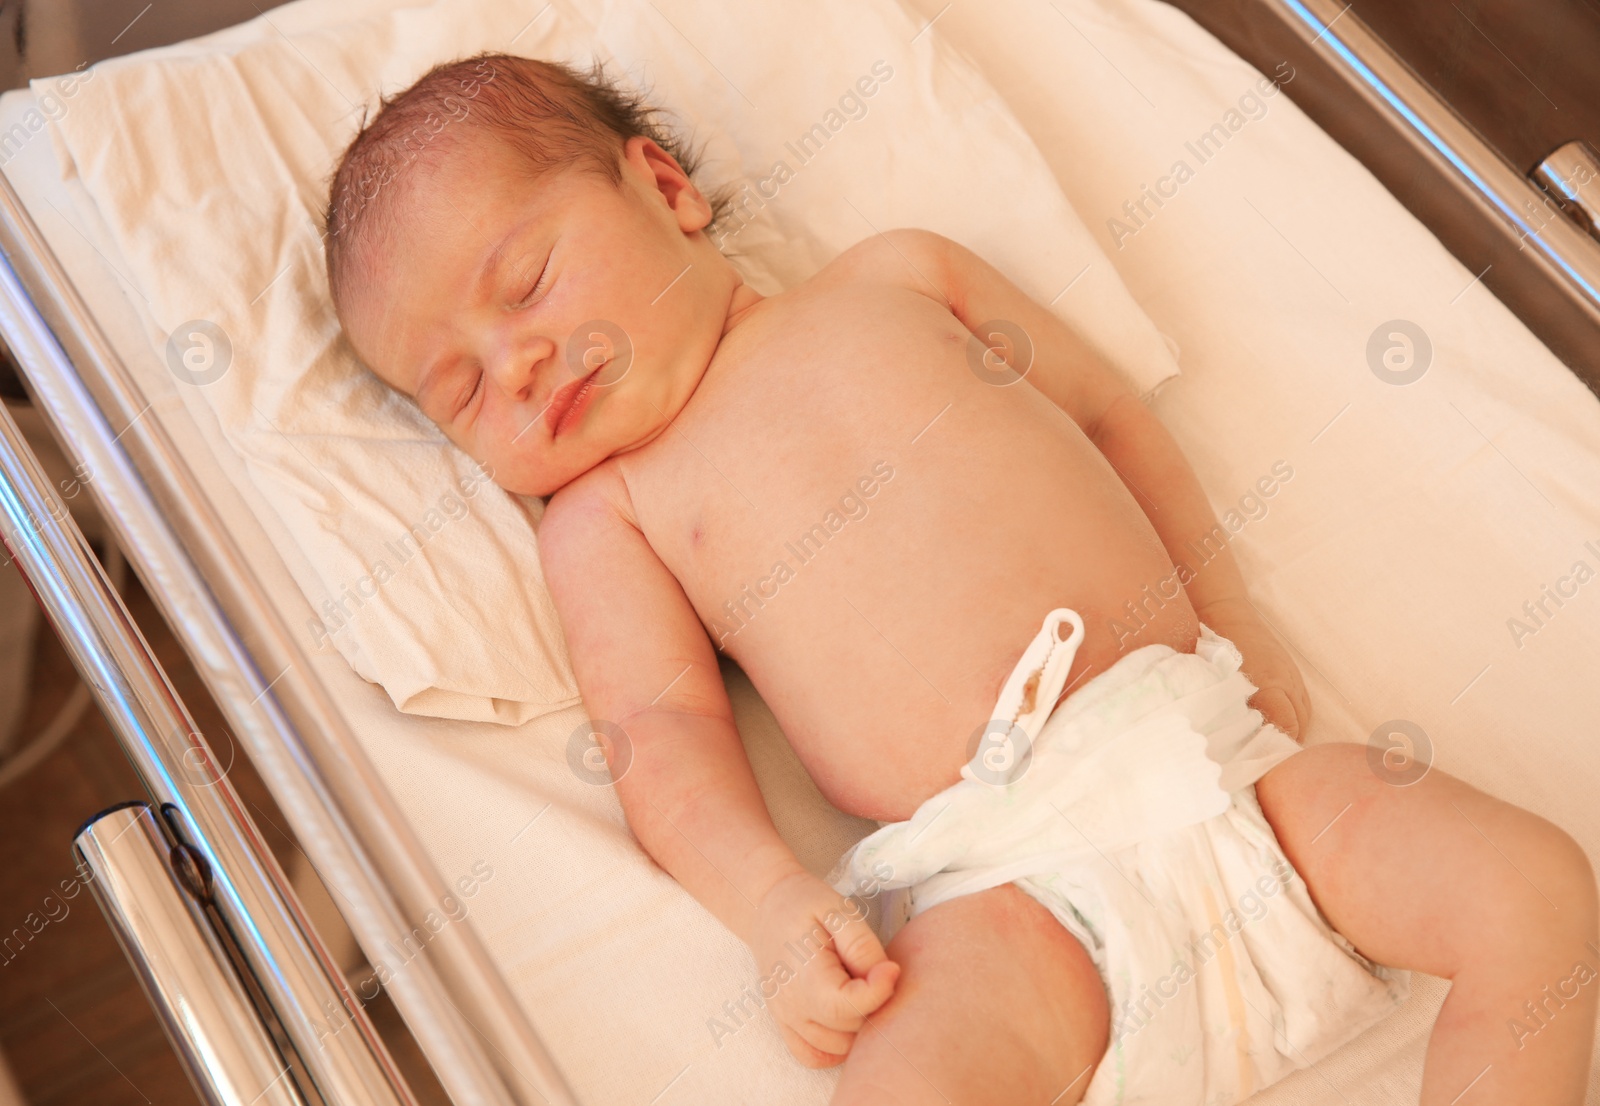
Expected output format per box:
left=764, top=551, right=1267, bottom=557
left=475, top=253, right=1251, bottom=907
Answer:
left=6, top=0, right=1600, bottom=1103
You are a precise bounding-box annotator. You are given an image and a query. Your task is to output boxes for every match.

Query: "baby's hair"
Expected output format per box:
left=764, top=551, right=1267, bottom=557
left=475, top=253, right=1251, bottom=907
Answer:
left=322, top=52, right=731, bottom=313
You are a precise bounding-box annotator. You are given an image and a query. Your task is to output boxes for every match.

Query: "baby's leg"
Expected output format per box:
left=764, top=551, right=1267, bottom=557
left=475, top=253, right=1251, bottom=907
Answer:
left=830, top=882, right=1109, bottom=1106
left=1256, top=742, right=1599, bottom=1105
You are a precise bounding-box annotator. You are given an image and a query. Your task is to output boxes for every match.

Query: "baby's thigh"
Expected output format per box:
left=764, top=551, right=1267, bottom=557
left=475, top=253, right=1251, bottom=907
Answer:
left=832, top=882, right=1109, bottom=1106
left=1254, top=741, right=1594, bottom=977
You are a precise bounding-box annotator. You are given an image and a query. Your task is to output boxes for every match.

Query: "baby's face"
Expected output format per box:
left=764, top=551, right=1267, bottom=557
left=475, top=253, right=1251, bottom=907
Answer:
left=342, top=134, right=734, bottom=497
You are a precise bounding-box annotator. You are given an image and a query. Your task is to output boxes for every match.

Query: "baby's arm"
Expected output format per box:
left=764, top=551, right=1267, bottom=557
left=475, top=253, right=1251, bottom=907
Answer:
left=836, top=229, right=1310, bottom=738
left=539, top=471, right=898, bottom=1065
left=539, top=471, right=799, bottom=939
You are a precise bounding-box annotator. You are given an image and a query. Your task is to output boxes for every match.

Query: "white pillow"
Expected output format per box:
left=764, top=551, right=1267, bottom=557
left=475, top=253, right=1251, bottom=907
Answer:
left=41, top=0, right=1180, bottom=723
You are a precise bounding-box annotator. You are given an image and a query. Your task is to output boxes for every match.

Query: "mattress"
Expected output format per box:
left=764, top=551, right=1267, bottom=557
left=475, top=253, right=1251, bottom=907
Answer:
left=5, top=0, right=1599, bottom=1103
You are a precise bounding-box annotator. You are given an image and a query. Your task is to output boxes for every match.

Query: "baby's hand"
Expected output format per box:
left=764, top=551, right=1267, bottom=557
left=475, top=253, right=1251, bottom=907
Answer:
left=1207, top=602, right=1312, bottom=741
left=751, top=870, right=901, bottom=1068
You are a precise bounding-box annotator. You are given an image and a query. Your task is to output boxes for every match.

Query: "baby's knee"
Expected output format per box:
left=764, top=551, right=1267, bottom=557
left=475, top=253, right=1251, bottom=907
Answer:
left=1476, top=813, right=1598, bottom=958
left=1533, top=820, right=1598, bottom=933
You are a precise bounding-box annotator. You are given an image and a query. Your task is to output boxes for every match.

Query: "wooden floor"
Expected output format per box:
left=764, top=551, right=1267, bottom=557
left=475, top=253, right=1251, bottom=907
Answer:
left=0, top=553, right=448, bottom=1106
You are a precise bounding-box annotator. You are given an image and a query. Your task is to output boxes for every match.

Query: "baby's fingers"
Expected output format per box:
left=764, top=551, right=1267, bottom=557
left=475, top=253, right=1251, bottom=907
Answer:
left=811, top=956, right=899, bottom=1033
left=779, top=1022, right=848, bottom=1069
left=831, top=910, right=890, bottom=979
left=838, top=958, right=900, bottom=1019
left=824, top=910, right=900, bottom=1020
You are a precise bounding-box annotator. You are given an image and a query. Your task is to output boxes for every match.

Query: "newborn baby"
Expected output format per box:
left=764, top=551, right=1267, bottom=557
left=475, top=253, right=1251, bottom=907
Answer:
left=325, top=54, right=1598, bottom=1106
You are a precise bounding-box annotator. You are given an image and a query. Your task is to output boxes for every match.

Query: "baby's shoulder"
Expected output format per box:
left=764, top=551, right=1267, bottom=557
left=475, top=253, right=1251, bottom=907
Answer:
left=800, top=227, right=956, bottom=306
left=540, top=457, right=634, bottom=543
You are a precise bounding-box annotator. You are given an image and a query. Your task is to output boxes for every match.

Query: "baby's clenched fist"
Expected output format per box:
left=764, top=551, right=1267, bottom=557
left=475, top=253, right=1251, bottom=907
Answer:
left=750, top=870, right=901, bottom=1068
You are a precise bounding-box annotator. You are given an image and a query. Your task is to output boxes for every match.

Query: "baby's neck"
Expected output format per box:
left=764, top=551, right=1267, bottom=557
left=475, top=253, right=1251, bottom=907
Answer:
left=721, top=278, right=765, bottom=338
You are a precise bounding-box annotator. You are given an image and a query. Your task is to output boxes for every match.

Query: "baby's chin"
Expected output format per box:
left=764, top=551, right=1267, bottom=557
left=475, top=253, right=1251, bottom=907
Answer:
left=506, top=443, right=611, bottom=499
left=515, top=380, right=684, bottom=494
left=493, top=467, right=565, bottom=499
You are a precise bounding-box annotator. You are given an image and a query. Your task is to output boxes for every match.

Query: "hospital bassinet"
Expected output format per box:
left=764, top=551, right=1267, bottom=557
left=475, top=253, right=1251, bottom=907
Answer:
left=1, top=0, right=1597, bottom=1103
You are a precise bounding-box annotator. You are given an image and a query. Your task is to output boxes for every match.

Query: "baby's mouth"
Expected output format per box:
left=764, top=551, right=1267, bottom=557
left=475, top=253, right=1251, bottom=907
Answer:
left=545, top=367, right=602, bottom=437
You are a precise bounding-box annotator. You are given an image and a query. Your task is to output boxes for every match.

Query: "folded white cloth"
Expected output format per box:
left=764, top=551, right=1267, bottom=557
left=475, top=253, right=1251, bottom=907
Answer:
left=830, top=609, right=1410, bottom=1106
left=37, top=0, right=1181, bottom=725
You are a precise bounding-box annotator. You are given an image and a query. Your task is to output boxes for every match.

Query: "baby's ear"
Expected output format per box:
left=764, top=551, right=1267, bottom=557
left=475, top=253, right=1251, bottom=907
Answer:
left=628, top=136, right=712, bottom=231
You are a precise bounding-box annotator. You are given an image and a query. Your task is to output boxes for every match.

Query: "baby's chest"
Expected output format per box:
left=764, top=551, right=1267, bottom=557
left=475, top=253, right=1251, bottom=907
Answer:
left=639, top=395, right=899, bottom=594
left=628, top=287, right=1041, bottom=598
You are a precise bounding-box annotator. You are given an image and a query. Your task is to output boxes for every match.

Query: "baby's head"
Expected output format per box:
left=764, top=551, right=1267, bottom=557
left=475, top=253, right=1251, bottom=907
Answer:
left=324, top=54, right=739, bottom=497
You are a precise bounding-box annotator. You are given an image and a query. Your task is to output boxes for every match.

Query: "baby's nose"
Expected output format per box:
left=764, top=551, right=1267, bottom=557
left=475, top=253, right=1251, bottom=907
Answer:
left=489, top=358, right=535, bottom=400
left=488, top=336, right=554, bottom=400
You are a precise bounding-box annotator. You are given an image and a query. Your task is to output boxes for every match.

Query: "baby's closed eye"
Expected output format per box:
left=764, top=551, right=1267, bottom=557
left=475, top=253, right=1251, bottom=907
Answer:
left=455, top=372, right=485, bottom=418
left=512, top=256, right=552, bottom=309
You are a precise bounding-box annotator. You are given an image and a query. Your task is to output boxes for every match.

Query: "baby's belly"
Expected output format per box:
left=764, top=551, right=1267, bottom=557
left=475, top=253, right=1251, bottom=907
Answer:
left=702, top=419, right=1195, bottom=822
left=717, top=469, right=1199, bottom=823
left=632, top=287, right=1200, bottom=822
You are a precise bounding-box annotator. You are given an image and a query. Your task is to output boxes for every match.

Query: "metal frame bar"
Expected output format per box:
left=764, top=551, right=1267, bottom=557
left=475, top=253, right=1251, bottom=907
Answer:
left=74, top=803, right=311, bottom=1106
left=1152, top=0, right=1600, bottom=391
left=0, top=163, right=577, bottom=1103
left=0, top=331, right=414, bottom=1106
left=1533, top=140, right=1600, bottom=239
left=1266, top=0, right=1600, bottom=320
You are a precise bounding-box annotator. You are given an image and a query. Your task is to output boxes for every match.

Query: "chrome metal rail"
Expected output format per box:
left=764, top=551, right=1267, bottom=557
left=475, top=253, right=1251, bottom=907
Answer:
left=1534, top=140, right=1600, bottom=242
left=1268, top=0, right=1600, bottom=320
left=0, top=160, right=578, bottom=1106
left=0, top=359, right=413, bottom=1106
left=1163, top=0, right=1600, bottom=391
left=75, top=803, right=311, bottom=1106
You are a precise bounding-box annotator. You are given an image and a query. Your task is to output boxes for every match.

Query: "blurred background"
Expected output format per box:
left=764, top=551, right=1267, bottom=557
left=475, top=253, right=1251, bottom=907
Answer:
left=0, top=0, right=285, bottom=88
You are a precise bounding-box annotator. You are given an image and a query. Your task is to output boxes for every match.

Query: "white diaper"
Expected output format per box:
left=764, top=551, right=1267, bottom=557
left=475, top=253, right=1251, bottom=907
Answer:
left=828, top=608, right=1409, bottom=1106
